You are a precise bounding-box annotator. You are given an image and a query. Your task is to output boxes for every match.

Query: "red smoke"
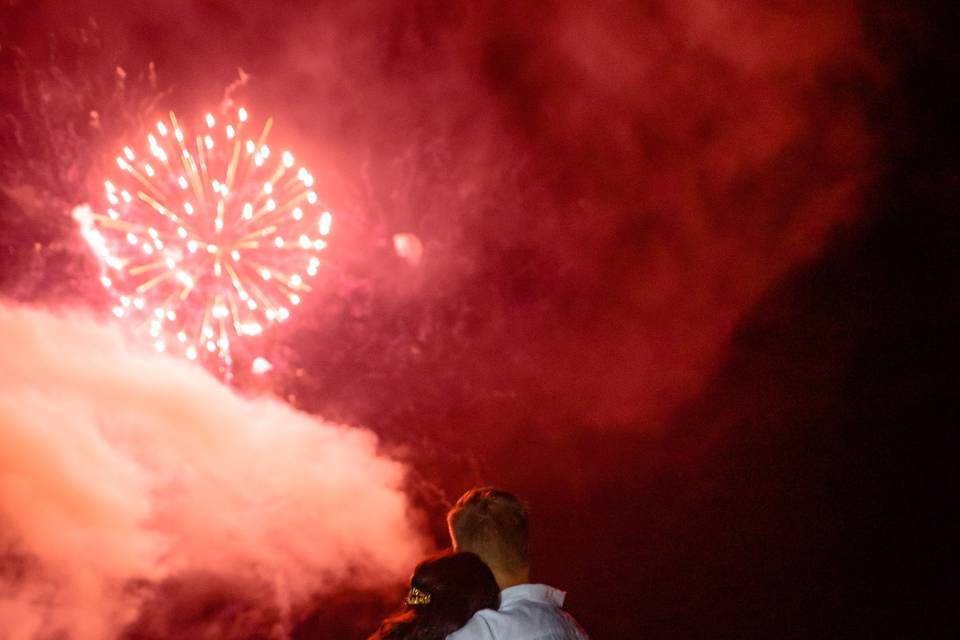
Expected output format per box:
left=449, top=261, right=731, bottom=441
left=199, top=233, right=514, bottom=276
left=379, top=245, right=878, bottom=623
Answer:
left=0, top=0, right=880, bottom=637
left=0, top=0, right=874, bottom=431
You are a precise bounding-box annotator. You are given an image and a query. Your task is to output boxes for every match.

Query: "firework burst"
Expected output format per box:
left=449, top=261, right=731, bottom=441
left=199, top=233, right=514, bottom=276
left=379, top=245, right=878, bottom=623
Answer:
left=76, top=106, right=333, bottom=369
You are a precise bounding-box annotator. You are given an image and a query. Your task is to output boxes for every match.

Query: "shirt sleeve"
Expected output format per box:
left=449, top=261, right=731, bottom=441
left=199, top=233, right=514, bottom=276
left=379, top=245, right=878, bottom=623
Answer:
left=445, top=612, right=496, bottom=640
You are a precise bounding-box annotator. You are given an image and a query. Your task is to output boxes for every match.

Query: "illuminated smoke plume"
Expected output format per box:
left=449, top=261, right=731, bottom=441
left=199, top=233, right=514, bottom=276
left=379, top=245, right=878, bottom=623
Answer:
left=75, top=106, right=334, bottom=371
left=0, top=1, right=891, bottom=637
left=0, top=0, right=875, bottom=435
left=0, top=303, right=426, bottom=639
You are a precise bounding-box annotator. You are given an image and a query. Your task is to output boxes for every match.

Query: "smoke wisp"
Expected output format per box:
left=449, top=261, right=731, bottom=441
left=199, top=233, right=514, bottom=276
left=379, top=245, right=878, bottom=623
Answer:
left=0, top=303, right=426, bottom=639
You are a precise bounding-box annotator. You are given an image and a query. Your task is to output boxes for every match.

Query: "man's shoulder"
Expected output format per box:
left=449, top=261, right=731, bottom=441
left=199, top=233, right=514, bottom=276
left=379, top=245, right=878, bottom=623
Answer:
left=446, top=598, right=589, bottom=640
left=446, top=611, right=496, bottom=640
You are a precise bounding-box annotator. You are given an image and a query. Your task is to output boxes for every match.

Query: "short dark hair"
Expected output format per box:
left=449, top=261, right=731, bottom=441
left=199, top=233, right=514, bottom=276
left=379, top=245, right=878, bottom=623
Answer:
left=368, top=551, right=499, bottom=640
left=446, top=487, right=529, bottom=574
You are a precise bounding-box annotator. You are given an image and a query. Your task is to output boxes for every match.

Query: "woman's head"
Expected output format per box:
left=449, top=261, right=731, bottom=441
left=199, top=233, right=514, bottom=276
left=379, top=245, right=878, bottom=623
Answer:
left=369, top=551, right=500, bottom=640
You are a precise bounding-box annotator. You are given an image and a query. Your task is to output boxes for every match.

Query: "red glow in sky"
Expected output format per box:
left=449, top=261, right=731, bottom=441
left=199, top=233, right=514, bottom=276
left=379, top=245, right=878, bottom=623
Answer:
left=1, top=0, right=949, bottom=637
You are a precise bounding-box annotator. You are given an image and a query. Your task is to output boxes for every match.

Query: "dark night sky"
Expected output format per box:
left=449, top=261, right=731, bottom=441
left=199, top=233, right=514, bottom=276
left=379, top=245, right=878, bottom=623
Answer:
left=0, top=1, right=955, bottom=638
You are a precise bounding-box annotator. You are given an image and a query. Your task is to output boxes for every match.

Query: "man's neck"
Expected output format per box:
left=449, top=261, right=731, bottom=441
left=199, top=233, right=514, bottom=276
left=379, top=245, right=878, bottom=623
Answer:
left=495, top=568, right=531, bottom=591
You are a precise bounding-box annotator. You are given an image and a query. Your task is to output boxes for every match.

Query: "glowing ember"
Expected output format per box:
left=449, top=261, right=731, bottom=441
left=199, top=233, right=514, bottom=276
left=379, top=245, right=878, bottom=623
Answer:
left=76, top=107, right=332, bottom=366
left=393, top=232, right=423, bottom=266
left=251, top=356, right=273, bottom=375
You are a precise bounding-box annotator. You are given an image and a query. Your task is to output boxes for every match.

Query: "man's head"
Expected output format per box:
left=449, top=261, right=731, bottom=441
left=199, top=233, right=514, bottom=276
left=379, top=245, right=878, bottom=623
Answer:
left=447, top=487, right=530, bottom=589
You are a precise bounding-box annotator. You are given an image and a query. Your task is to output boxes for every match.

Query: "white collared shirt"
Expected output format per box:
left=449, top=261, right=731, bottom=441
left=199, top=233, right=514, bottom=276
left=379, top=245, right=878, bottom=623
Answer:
left=447, top=583, right=590, bottom=640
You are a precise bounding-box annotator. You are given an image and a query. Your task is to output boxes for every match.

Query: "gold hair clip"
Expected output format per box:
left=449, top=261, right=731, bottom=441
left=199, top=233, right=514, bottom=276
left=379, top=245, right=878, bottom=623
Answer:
left=406, top=586, right=431, bottom=605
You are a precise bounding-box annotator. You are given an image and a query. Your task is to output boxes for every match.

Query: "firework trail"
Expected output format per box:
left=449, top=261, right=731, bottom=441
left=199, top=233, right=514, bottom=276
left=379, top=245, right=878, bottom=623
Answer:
left=75, top=107, right=333, bottom=371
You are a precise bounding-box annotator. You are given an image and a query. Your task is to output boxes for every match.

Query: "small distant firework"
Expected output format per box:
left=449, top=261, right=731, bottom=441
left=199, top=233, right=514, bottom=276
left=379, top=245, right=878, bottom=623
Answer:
left=76, top=106, right=333, bottom=368
left=251, top=356, right=274, bottom=375
left=392, top=232, right=423, bottom=266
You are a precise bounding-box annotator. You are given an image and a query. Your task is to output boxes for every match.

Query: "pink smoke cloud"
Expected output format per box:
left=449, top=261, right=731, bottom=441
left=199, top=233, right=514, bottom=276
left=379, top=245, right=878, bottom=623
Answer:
left=0, top=303, right=427, bottom=639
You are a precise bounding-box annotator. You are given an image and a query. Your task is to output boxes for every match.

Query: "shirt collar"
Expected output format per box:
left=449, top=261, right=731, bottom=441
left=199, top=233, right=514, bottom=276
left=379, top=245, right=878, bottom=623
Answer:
left=499, top=583, right=567, bottom=608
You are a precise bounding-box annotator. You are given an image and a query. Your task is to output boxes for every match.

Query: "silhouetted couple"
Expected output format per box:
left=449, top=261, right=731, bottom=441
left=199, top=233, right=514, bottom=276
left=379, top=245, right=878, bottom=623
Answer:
left=369, top=487, right=589, bottom=640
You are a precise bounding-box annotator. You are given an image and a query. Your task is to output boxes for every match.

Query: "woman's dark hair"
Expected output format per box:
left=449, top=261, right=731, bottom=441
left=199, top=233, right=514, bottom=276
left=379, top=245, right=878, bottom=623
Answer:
left=368, top=551, right=500, bottom=640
